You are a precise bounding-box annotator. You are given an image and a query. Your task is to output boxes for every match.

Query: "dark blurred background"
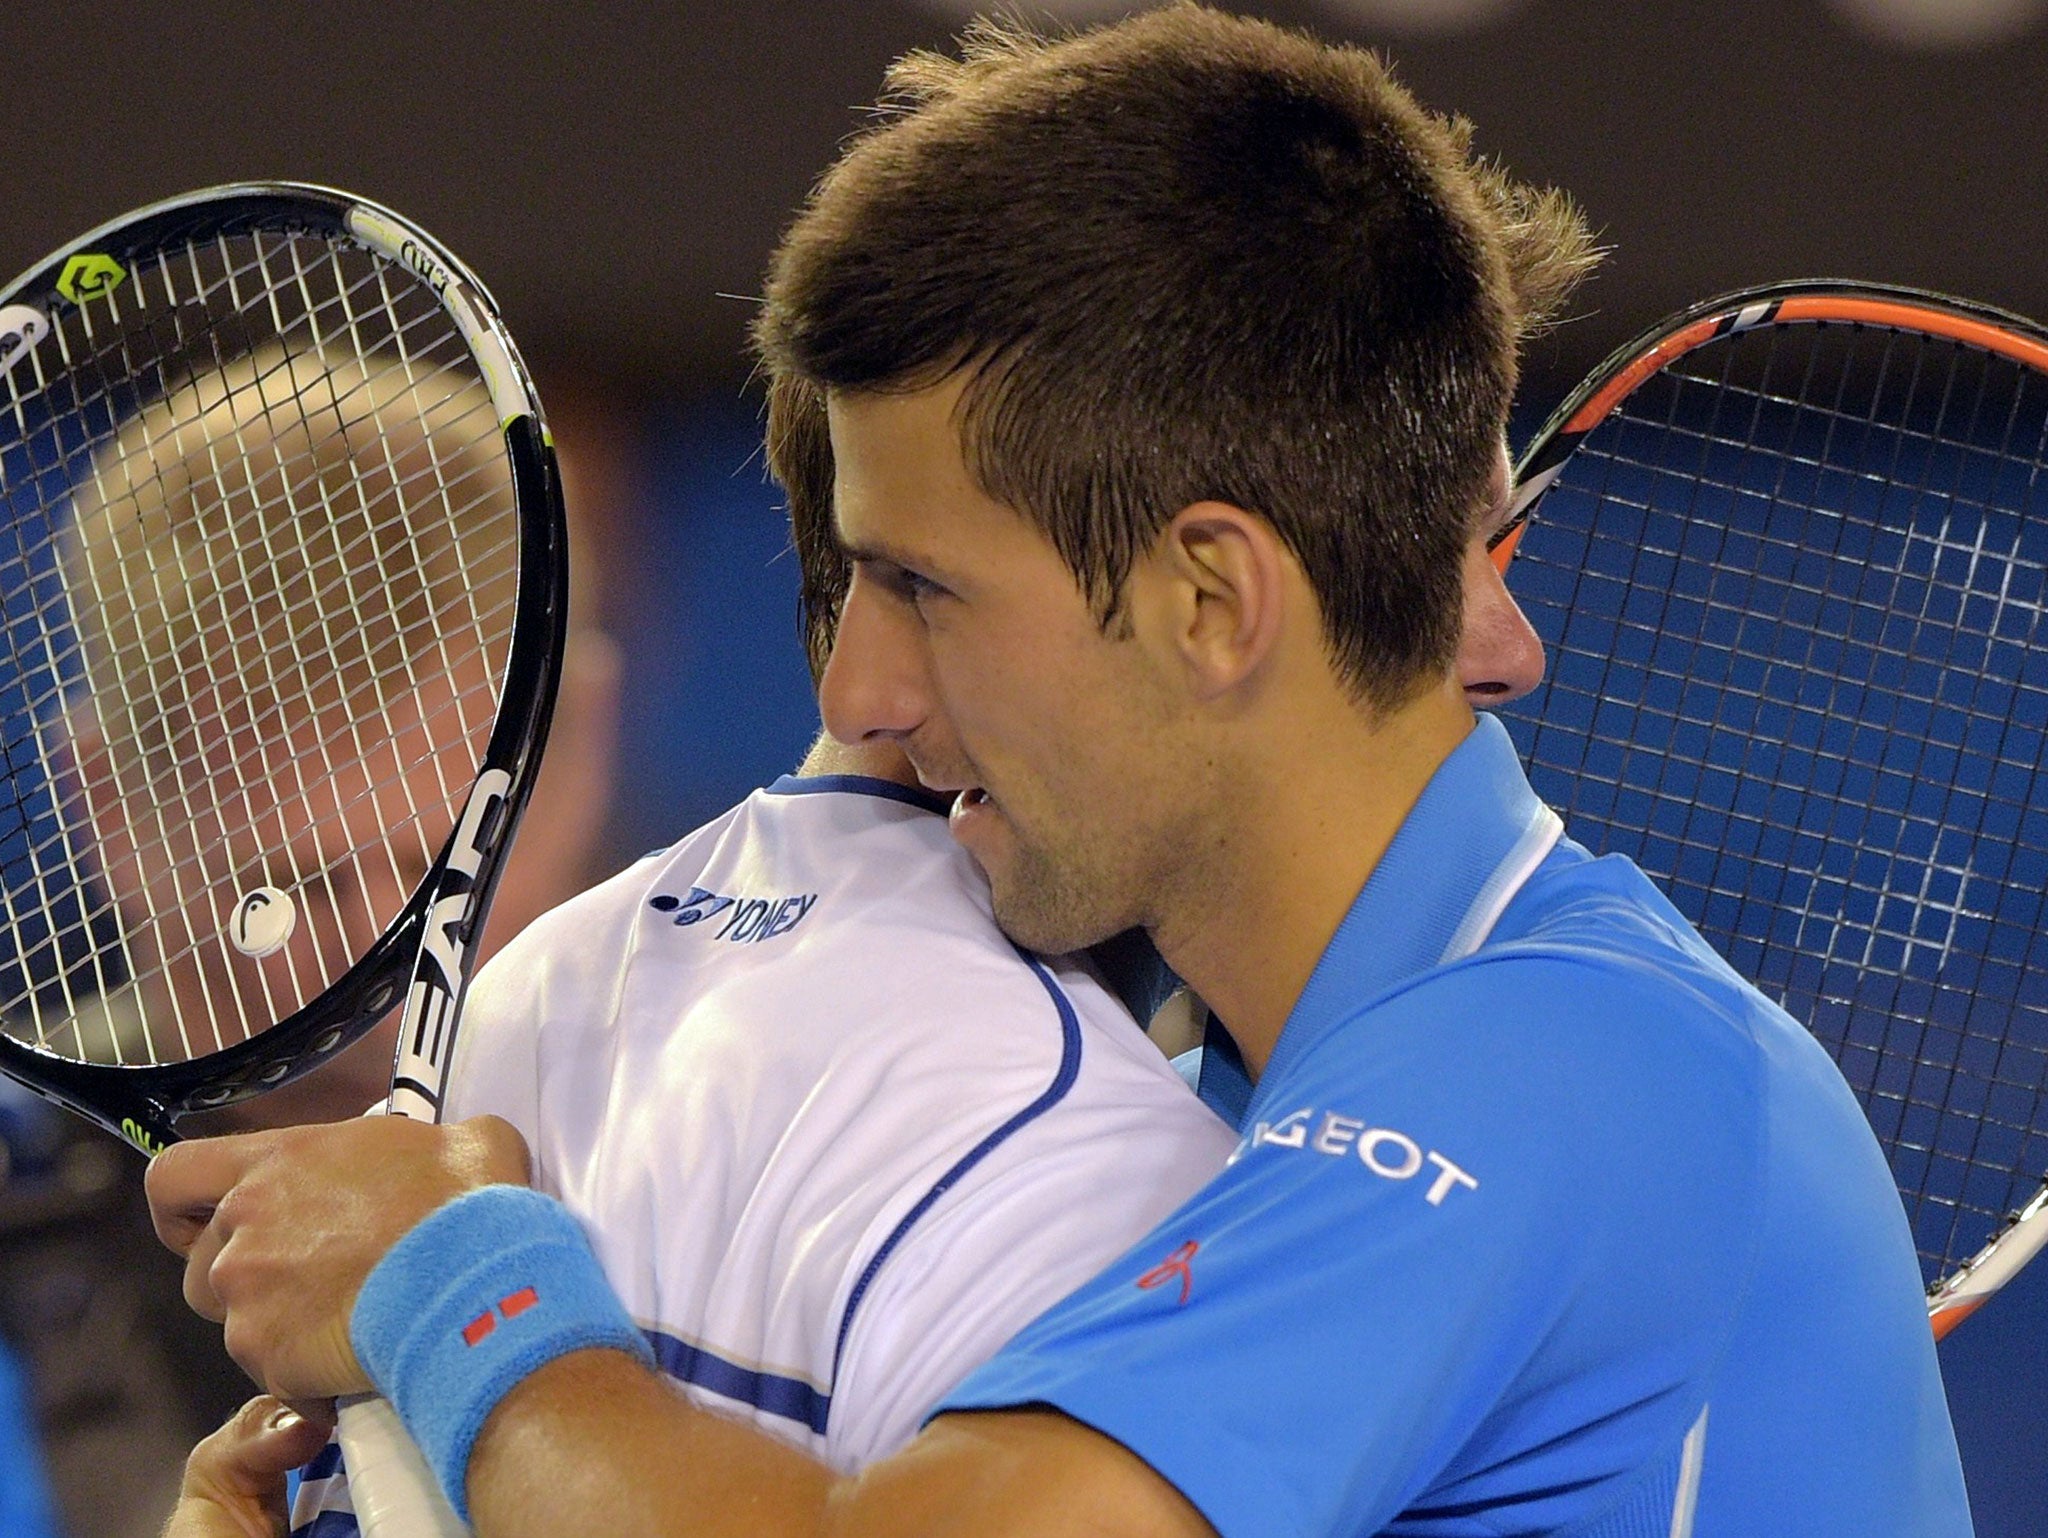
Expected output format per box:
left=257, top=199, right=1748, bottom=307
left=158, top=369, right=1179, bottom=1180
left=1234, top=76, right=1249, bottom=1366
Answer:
left=3, top=0, right=2046, bottom=1532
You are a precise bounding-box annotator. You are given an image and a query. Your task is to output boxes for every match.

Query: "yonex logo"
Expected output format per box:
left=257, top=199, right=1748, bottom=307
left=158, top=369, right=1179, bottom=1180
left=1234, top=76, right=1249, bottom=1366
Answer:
left=1234, top=1107, right=1479, bottom=1206
left=649, top=886, right=818, bottom=944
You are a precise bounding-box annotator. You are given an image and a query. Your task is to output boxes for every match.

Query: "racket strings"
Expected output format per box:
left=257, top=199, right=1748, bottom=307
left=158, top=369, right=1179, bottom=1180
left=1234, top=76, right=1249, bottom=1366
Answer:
left=0, top=224, right=519, bottom=1067
left=1505, top=318, right=2048, bottom=1286
left=65, top=316, right=407, bottom=1062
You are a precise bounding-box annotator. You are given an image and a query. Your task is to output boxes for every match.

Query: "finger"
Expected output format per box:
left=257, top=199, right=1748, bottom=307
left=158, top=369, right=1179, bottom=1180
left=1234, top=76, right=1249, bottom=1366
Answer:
left=279, top=1397, right=338, bottom=1436
left=146, top=1134, right=267, bottom=1254
left=182, top=1215, right=230, bottom=1323
left=180, top=1396, right=336, bottom=1516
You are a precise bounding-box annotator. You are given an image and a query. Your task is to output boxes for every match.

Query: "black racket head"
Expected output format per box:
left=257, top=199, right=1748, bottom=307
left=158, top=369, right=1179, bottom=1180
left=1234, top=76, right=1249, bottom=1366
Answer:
left=0, top=185, right=567, bottom=1152
left=1497, top=281, right=2048, bottom=1329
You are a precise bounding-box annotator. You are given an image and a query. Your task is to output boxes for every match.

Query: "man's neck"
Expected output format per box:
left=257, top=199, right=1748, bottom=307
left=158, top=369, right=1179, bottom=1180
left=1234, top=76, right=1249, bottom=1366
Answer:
left=1153, top=682, right=1475, bottom=1081
left=796, top=731, right=920, bottom=786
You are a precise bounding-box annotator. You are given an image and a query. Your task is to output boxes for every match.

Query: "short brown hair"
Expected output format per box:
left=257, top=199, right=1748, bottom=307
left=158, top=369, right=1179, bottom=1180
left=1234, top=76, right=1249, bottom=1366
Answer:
left=764, top=370, right=841, bottom=684
left=757, top=6, right=1594, bottom=707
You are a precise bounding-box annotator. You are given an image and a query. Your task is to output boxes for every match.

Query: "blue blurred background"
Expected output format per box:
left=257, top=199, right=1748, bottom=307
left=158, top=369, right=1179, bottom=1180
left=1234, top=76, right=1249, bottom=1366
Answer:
left=5, top=0, right=2048, bottom=1532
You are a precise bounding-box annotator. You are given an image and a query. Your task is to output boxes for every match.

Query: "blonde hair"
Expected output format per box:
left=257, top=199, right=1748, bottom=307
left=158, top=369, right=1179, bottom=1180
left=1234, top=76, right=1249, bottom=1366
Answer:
left=46, top=344, right=520, bottom=1062
left=64, top=344, right=518, bottom=782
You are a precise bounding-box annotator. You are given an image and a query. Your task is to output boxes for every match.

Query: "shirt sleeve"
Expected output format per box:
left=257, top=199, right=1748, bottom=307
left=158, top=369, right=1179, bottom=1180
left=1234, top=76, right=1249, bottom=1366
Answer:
left=938, top=954, right=1763, bottom=1537
left=0, top=1342, right=59, bottom=1538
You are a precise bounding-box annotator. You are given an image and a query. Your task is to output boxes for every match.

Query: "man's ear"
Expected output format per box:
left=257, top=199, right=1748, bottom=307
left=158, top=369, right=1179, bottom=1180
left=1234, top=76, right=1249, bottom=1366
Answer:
left=1140, top=501, right=1291, bottom=701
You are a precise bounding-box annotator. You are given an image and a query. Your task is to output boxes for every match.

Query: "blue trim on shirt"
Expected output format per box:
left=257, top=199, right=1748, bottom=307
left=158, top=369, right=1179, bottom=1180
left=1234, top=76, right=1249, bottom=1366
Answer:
left=828, top=949, right=1087, bottom=1399
left=765, top=773, right=951, bottom=815
left=646, top=1328, right=833, bottom=1436
left=300, top=1441, right=345, bottom=1481
left=292, top=1332, right=842, bottom=1503
left=291, top=1513, right=361, bottom=1538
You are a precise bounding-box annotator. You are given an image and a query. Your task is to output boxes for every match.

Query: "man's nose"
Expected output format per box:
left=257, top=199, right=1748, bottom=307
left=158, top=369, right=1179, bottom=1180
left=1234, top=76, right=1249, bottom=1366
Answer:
left=1459, top=531, right=1546, bottom=706
left=817, top=572, right=930, bottom=744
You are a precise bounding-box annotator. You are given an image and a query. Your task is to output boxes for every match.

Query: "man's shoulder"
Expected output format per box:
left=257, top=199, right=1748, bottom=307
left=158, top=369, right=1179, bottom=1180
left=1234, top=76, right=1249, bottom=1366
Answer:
left=1261, top=873, right=1781, bottom=1228
left=1268, top=840, right=1891, bottom=1250
left=1302, top=905, right=1773, bottom=1111
left=495, top=778, right=980, bottom=963
left=1425, top=841, right=1801, bottom=1079
left=473, top=779, right=1200, bottom=1104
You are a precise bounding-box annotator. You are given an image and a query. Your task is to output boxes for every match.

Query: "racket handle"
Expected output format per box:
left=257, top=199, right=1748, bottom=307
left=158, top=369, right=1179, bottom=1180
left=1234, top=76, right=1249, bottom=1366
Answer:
left=336, top=1393, right=472, bottom=1537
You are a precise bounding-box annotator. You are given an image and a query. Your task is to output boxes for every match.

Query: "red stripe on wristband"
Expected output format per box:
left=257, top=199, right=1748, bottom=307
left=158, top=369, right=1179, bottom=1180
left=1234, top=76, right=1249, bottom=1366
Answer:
left=500, top=1286, right=539, bottom=1319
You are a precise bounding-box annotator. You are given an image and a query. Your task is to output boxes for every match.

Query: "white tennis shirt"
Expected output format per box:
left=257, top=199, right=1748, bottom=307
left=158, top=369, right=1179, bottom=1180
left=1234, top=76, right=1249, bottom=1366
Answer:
left=292, top=772, right=1235, bottom=1529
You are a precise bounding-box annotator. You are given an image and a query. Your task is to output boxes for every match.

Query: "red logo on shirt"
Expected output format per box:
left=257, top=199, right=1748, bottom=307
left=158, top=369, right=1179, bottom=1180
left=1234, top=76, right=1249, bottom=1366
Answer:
left=1137, top=1240, right=1200, bottom=1306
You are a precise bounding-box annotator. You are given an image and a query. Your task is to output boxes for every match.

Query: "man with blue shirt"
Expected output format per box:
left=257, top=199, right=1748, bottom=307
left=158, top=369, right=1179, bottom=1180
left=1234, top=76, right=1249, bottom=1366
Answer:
left=149, top=7, right=1972, bottom=1536
left=0, top=1343, right=58, bottom=1538
left=0, top=1090, right=61, bottom=1538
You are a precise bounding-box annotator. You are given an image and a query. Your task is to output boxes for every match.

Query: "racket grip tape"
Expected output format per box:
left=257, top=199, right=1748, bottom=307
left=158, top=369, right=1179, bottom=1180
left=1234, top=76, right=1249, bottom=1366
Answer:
left=337, top=1395, right=472, bottom=1537
left=350, top=1185, right=654, bottom=1522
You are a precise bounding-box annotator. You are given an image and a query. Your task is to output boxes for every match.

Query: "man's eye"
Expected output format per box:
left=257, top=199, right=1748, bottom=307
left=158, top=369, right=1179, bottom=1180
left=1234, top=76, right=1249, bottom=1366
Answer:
left=853, top=558, right=951, bottom=608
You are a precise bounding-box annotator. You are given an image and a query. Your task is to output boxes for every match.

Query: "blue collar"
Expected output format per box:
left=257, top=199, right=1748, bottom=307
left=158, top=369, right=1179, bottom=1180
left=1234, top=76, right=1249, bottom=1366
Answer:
left=765, top=773, right=952, bottom=816
left=1200, top=714, right=1561, bottom=1126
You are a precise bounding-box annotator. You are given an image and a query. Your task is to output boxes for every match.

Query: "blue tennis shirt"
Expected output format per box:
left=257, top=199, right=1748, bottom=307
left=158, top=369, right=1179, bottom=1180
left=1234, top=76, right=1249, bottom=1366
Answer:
left=0, top=1340, right=56, bottom=1538
left=942, top=715, right=1971, bottom=1536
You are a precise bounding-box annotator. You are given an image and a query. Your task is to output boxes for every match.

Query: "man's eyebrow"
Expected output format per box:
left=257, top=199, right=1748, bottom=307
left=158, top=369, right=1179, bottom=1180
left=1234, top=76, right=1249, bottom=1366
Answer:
left=828, top=507, right=907, bottom=568
left=838, top=539, right=908, bottom=569
left=836, top=529, right=952, bottom=580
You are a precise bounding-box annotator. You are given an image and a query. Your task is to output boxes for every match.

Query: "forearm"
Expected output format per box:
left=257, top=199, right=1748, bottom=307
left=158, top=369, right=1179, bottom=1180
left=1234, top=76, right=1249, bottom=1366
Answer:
left=466, top=1349, right=836, bottom=1537
left=144, top=1127, right=1208, bottom=1537
left=466, top=1350, right=1214, bottom=1538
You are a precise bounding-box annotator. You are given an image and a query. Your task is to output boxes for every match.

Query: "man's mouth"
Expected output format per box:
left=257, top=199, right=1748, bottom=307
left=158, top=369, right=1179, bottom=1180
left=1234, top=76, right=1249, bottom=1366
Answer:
left=948, top=785, right=1000, bottom=845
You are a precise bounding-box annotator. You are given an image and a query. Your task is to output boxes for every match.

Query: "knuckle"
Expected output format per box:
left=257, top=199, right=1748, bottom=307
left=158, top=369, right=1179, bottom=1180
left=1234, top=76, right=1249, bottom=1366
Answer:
left=459, top=1114, right=532, bottom=1183
left=209, top=1182, right=254, bottom=1233
left=219, top=1315, right=269, bottom=1388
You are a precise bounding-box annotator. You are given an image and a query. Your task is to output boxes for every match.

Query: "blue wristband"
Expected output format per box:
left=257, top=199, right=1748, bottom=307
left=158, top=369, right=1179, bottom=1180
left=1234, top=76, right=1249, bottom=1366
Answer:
left=350, top=1185, right=654, bottom=1520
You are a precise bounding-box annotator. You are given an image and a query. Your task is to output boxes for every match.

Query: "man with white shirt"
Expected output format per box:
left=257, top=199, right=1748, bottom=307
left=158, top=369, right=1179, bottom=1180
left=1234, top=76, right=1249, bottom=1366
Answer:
left=283, top=728, right=1238, bottom=1534
left=273, top=369, right=1242, bottom=1531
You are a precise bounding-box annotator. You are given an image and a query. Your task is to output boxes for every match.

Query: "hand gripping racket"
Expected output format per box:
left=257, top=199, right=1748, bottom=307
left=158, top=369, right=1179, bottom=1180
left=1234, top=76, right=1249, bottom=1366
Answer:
left=1496, top=281, right=2048, bottom=1338
left=0, top=184, right=568, bottom=1533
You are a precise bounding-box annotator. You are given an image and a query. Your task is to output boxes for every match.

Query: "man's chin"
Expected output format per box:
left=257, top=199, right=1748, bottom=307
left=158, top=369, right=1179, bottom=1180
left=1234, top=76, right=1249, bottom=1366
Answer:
left=987, top=874, right=1119, bottom=960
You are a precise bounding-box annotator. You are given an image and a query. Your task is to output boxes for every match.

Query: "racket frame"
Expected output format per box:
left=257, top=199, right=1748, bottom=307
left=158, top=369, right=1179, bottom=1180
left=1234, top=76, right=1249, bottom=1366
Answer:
left=0, top=183, right=568, bottom=1155
left=1499, top=278, right=2048, bottom=1335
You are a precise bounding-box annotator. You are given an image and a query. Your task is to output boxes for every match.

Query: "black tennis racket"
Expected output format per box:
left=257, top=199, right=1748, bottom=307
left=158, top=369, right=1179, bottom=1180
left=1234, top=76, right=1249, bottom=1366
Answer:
left=0, top=183, right=568, bottom=1534
left=1496, top=281, right=2048, bottom=1339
